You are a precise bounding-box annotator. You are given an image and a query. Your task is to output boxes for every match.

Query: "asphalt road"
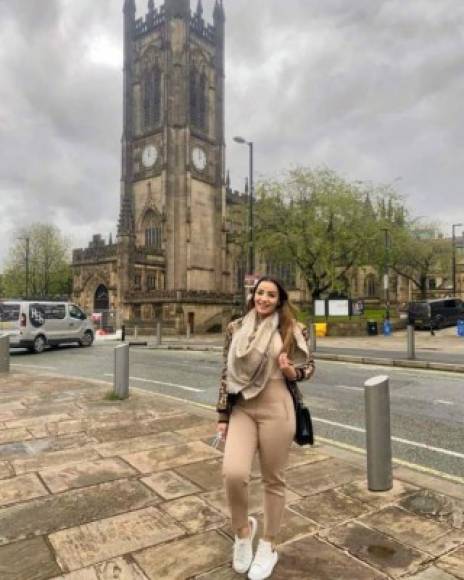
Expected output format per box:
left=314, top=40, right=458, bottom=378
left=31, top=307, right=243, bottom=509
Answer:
left=10, top=342, right=464, bottom=482
left=318, top=345, right=464, bottom=365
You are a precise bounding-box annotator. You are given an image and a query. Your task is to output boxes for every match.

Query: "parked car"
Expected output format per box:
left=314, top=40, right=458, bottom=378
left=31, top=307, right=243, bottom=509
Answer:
left=0, top=300, right=94, bottom=353
left=407, top=298, right=464, bottom=330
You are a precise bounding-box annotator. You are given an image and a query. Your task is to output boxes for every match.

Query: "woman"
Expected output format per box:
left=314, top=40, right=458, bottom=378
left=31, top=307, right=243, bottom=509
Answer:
left=216, top=277, right=315, bottom=579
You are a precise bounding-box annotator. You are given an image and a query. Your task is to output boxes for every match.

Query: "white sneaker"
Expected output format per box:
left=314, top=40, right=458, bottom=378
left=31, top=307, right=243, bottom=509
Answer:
left=248, top=539, right=278, bottom=580
left=233, top=516, right=257, bottom=574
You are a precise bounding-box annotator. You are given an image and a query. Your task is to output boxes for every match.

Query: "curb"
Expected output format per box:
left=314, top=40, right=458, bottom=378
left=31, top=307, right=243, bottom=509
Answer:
left=142, top=344, right=464, bottom=372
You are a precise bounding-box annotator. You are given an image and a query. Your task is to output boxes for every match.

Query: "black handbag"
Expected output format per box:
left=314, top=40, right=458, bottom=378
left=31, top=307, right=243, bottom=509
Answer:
left=286, top=379, right=314, bottom=446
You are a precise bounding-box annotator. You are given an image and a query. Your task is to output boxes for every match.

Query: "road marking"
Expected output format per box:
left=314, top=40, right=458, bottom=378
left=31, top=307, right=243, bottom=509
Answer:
left=335, top=385, right=364, bottom=392
left=319, top=359, right=464, bottom=379
left=11, top=363, right=58, bottom=371
left=313, top=416, right=464, bottom=460
left=434, top=400, right=454, bottom=405
left=103, top=374, right=203, bottom=393
left=316, top=436, right=464, bottom=485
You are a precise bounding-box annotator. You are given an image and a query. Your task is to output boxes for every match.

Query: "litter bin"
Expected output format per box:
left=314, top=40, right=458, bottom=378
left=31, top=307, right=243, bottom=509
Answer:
left=315, top=323, right=327, bottom=337
left=383, top=320, right=393, bottom=336
left=457, top=320, right=464, bottom=337
left=366, top=320, right=378, bottom=336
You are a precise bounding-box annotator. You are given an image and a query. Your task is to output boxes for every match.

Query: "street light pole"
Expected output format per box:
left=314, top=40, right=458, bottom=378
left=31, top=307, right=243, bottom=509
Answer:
left=234, top=136, right=254, bottom=276
left=452, top=223, right=463, bottom=297
left=382, top=227, right=390, bottom=319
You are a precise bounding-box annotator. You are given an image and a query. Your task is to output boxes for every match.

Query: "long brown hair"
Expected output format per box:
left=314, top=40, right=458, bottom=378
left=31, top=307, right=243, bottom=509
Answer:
left=247, top=276, right=298, bottom=355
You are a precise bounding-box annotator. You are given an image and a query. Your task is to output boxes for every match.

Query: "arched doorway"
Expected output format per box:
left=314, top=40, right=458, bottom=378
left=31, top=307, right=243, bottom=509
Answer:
left=94, top=285, right=109, bottom=311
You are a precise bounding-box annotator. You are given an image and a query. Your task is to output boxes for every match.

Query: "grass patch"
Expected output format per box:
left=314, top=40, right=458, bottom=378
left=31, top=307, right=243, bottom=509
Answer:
left=104, top=390, right=125, bottom=401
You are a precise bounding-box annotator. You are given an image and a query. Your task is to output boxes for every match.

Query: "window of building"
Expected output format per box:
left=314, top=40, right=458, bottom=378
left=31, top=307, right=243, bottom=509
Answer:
left=190, top=66, right=208, bottom=133
left=144, top=66, right=162, bottom=129
left=428, top=278, right=437, bottom=290
left=365, top=274, right=377, bottom=297
left=147, top=274, right=156, bottom=290
left=145, top=226, right=162, bottom=249
left=134, top=274, right=142, bottom=290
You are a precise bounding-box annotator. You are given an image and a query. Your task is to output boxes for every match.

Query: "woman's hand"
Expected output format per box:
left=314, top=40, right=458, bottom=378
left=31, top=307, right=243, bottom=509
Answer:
left=278, top=352, right=297, bottom=380
left=217, top=421, right=228, bottom=442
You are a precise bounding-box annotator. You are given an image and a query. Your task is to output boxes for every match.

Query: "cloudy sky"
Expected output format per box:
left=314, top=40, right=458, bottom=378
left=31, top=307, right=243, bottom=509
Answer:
left=1, top=0, right=463, bottom=268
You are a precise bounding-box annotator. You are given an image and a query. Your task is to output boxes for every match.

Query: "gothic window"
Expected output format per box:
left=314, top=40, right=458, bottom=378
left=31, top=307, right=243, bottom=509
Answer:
left=134, top=274, right=142, bottom=290
left=365, top=274, right=377, bottom=297
left=265, top=262, right=296, bottom=289
left=142, top=210, right=162, bottom=250
left=190, top=65, right=208, bottom=133
left=144, top=65, right=162, bottom=129
left=147, top=274, right=156, bottom=290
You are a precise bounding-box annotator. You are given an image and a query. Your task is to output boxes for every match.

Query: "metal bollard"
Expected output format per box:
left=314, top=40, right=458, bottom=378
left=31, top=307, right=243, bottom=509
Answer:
left=157, top=322, right=162, bottom=345
left=113, top=343, right=129, bottom=399
left=0, top=335, right=10, bottom=373
left=186, top=323, right=191, bottom=340
left=364, top=375, right=393, bottom=491
left=121, top=324, right=126, bottom=342
left=309, top=323, right=317, bottom=352
left=407, top=325, right=415, bottom=360
left=134, top=326, right=138, bottom=339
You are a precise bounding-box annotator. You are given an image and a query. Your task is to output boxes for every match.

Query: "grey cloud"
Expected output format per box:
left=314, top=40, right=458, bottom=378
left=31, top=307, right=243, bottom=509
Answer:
left=1, top=0, right=464, bottom=268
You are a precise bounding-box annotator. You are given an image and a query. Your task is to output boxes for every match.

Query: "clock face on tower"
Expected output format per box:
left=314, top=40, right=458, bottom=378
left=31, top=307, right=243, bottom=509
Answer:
left=192, top=146, right=207, bottom=172
left=142, top=144, right=158, bottom=168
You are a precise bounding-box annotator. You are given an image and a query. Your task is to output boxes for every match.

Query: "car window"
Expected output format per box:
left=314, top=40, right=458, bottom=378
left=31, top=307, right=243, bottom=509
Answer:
left=0, top=303, right=20, bottom=322
left=69, top=305, right=86, bottom=320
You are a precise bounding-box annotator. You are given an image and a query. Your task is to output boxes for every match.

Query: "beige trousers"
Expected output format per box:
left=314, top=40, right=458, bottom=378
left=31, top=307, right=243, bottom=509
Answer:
left=222, top=378, right=296, bottom=539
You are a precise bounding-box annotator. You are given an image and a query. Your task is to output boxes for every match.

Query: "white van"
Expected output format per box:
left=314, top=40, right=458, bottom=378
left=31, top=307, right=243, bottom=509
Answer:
left=0, top=301, right=95, bottom=353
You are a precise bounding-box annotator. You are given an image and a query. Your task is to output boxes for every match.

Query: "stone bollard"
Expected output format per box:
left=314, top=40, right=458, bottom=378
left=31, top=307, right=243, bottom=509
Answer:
left=186, top=323, right=191, bottom=340
left=0, top=335, right=9, bottom=373
left=309, top=323, right=317, bottom=352
left=364, top=375, right=393, bottom=491
left=114, top=343, right=129, bottom=399
left=134, top=326, right=138, bottom=339
left=407, top=325, right=415, bottom=360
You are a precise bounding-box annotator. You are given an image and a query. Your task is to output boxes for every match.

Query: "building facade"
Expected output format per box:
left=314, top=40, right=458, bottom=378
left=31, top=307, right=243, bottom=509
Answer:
left=73, top=0, right=241, bottom=333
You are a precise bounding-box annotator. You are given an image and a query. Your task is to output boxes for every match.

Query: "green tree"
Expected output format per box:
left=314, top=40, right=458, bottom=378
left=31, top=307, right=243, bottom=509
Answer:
left=2, top=224, right=72, bottom=298
left=254, top=167, right=381, bottom=300
left=387, top=227, right=451, bottom=299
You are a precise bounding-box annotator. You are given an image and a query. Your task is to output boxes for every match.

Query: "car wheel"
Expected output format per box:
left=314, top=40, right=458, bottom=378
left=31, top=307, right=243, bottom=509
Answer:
left=80, top=330, right=94, bottom=347
left=32, top=335, right=46, bottom=354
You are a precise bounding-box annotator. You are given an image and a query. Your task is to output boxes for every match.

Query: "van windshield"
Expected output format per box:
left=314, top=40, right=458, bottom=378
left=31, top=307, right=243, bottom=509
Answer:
left=0, top=303, right=20, bottom=322
left=408, top=302, right=430, bottom=317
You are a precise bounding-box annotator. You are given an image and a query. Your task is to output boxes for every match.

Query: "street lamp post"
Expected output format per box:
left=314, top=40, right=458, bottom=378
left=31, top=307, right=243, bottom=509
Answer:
left=17, top=236, right=30, bottom=299
left=381, top=227, right=390, bottom=319
left=452, top=223, right=463, bottom=297
left=233, top=136, right=254, bottom=276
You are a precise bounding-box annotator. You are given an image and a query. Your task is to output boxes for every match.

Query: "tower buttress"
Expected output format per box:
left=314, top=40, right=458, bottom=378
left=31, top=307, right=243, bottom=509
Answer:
left=165, top=0, right=190, bottom=19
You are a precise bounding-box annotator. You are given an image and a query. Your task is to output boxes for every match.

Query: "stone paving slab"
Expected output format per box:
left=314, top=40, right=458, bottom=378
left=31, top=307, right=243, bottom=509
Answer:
left=325, top=521, right=431, bottom=578
left=122, top=441, right=222, bottom=473
left=96, top=431, right=184, bottom=458
left=133, top=530, right=232, bottom=580
left=161, top=494, right=226, bottom=533
left=175, top=459, right=225, bottom=491
left=289, top=488, right=372, bottom=527
left=39, top=457, right=138, bottom=493
left=142, top=470, right=202, bottom=499
left=0, top=479, right=161, bottom=545
left=0, top=460, right=12, bottom=479
left=436, top=545, right=464, bottom=579
left=0, top=426, right=32, bottom=444
left=50, top=557, right=150, bottom=579
left=285, top=458, right=365, bottom=496
left=49, top=506, right=184, bottom=571
left=0, top=472, right=49, bottom=507
left=12, top=446, right=101, bottom=475
left=342, top=478, right=420, bottom=508
left=359, top=505, right=457, bottom=556
left=0, top=536, right=62, bottom=580
left=406, top=567, right=462, bottom=580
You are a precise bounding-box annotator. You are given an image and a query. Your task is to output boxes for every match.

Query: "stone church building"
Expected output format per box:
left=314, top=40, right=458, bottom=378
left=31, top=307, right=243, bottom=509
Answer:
left=72, top=0, right=242, bottom=333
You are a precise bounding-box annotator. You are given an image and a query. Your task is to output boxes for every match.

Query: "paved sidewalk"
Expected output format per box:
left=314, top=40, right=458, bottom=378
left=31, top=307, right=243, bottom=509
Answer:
left=0, top=371, right=463, bottom=579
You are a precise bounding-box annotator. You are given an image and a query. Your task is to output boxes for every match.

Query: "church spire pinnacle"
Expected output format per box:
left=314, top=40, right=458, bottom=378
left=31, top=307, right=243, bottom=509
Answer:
left=148, top=0, right=155, bottom=13
left=123, top=0, right=136, bottom=16
left=214, top=0, right=225, bottom=21
left=196, top=0, right=203, bottom=17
